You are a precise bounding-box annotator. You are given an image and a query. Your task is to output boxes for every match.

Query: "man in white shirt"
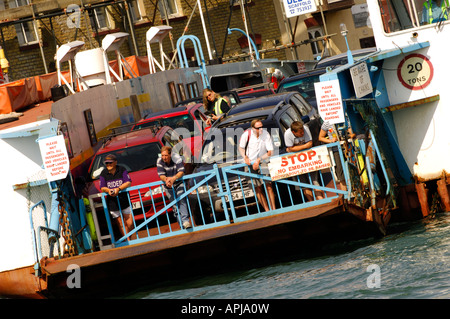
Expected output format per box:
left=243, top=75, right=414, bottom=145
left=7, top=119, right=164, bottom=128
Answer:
left=238, top=119, right=276, bottom=212
left=284, top=121, right=324, bottom=202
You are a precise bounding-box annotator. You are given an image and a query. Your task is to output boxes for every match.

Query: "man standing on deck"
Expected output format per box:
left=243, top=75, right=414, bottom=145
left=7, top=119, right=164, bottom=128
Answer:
left=238, top=119, right=276, bottom=212
left=157, top=146, right=191, bottom=229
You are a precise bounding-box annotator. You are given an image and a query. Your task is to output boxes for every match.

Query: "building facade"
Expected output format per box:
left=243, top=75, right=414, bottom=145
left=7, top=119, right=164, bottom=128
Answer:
left=0, top=0, right=374, bottom=82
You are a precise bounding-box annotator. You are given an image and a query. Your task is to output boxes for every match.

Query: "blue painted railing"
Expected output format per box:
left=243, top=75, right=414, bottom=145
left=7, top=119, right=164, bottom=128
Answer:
left=99, top=142, right=352, bottom=248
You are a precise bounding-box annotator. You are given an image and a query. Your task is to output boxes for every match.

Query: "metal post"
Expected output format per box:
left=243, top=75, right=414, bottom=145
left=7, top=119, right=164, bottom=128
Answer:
left=239, top=0, right=254, bottom=62
left=197, top=0, right=213, bottom=61
left=31, top=9, right=48, bottom=74
left=124, top=1, right=140, bottom=56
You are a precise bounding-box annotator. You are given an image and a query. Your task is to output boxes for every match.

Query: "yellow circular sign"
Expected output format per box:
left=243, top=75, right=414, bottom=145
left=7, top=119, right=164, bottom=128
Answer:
left=397, top=54, right=433, bottom=90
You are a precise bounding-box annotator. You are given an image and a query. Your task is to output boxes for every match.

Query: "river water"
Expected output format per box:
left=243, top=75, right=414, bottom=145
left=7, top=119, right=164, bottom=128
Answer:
left=121, top=211, right=450, bottom=300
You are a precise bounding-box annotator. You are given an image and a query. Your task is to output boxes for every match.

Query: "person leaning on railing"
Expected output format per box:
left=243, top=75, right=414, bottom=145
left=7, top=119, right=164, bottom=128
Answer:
left=99, top=153, right=133, bottom=238
left=284, top=121, right=324, bottom=201
left=157, top=146, right=192, bottom=229
left=318, top=121, right=355, bottom=192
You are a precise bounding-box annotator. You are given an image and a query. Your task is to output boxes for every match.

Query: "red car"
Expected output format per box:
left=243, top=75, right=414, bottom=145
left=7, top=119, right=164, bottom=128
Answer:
left=131, top=103, right=210, bottom=164
left=86, top=126, right=186, bottom=224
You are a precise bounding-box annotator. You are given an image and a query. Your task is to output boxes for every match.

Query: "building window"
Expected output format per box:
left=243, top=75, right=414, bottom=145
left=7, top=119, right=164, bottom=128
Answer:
left=89, top=7, right=111, bottom=31
left=8, top=0, right=38, bottom=46
left=129, top=0, right=145, bottom=22
left=158, top=0, right=181, bottom=19
left=308, top=27, right=326, bottom=58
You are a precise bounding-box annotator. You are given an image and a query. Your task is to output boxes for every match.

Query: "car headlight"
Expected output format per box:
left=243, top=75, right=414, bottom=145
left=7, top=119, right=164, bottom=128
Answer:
left=191, top=185, right=213, bottom=195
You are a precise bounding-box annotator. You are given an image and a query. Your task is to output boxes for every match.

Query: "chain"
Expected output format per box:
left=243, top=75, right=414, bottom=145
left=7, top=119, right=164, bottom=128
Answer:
left=57, top=189, right=77, bottom=257
left=429, top=192, right=441, bottom=217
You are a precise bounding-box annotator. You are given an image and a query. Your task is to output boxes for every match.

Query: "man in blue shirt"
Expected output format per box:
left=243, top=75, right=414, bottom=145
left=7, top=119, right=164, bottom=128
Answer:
left=157, top=146, right=191, bottom=229
left=422, top=0, right=449, bottom=24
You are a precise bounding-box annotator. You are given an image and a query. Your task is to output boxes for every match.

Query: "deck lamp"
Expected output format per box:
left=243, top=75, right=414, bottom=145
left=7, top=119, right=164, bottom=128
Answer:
left=340, top=23, right=354, bottom=65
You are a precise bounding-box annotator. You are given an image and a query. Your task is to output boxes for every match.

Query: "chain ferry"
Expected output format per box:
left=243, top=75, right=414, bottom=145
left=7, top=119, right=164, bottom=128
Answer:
left=1, top=0, right=449, bottom=298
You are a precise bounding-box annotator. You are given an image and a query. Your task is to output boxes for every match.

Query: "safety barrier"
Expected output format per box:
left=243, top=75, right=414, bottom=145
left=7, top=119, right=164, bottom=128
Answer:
left=93, top=142, right=351, bottom=249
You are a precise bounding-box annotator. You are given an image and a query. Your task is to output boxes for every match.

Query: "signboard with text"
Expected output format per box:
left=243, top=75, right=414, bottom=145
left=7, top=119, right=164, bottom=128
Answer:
left=38, top=135, right=70, bottom=182
left=282, top=0, right=317, bottom=18
left=314, top=79, right=345, bottom=124
left=350, top=62, right=373, bottom=98
left=268, top=146, right=331, bottom=181
left=397, top=53, right=433, bottom=90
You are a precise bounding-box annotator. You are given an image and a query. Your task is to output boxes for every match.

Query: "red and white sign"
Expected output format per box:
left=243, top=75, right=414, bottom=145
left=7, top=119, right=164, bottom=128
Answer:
left=397, top=53, right=433, bottom=90
left=314, top=79, right=345, bottom=124
left=268, top=146, right=331, bottom=181
left=38, top=135, right=70, bottom=182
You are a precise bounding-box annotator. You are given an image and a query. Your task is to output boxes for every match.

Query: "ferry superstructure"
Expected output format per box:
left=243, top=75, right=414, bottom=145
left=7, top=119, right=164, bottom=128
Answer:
left=319, top=0, right=450, bottom=217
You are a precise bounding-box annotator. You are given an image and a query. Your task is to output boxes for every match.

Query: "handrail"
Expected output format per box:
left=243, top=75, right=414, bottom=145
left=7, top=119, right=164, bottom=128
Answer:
left=369, top=129, right=391, bottom=196
left=176, top=35, right=210, bottom=88
left=97, top=142, right=350, bottom=248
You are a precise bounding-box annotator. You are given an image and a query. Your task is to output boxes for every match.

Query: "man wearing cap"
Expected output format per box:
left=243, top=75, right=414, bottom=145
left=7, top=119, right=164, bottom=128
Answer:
left=99, top=153, right=133, bottom=237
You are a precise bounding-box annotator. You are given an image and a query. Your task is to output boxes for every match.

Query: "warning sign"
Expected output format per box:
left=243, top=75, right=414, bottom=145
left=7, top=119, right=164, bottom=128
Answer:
left=38, top=135, right=70, bottom=182
left=350, top=62, right=373, bottom=98
left=268, top=146, right=331, bottom=181
left=314, top=79, right=345, bottom=124
left=397, top=53, right=433, bottom=90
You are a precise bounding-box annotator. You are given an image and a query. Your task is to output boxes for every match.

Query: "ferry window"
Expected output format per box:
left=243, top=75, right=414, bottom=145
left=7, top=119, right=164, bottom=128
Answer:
left=378, top=0, right=413, bottom=32
left=378, top=0, right=449, bottom=32
left=419, top=0, right=449, bottom=25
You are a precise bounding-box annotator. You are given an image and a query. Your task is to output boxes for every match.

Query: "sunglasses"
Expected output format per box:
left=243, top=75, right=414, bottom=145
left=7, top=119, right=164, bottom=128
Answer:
left=253, top=126, right=263, bottom=130
left=104, top=161, right=115, bottom=165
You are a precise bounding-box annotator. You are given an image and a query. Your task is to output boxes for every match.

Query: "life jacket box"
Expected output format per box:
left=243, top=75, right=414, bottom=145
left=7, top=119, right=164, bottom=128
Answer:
left=51, top=85, right=66, bottom=102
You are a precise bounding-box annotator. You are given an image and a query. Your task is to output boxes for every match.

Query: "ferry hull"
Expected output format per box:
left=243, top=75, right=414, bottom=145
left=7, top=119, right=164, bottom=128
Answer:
left=4, top=199, right=385, bottom=299
left=0, top=266, right=47, bottom=299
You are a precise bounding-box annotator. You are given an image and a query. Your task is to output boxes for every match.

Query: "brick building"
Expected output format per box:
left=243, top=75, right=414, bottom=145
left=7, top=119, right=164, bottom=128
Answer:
left=0, top=0, right=374, bottom=82
left=0, top=0, right=288, bottom=81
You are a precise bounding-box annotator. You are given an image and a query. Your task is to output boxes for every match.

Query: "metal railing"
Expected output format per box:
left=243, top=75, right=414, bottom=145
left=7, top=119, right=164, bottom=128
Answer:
left=93, top=142, right=352, bottom=249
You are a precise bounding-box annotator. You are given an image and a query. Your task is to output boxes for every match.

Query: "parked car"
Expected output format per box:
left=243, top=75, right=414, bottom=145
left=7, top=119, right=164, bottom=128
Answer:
left=224, top=92, right=321, bottom=144
left=131, top=103, right=210, bottom=163
left=233, top=83, right=275, bottom=101
left=314, top=47, right=377, bottom=70
left=276, top=68, right=327, bottom=109
left=189, top=98, right=322, bottom=225
left=85, top=126, right=187, bottom=224
left=276, top=48, right=377, bottom=109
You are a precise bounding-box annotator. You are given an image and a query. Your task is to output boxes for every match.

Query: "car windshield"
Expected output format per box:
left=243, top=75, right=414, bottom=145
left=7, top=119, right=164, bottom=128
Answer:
left=278, top=74, right=321, bottom=101
left=201, top=128, right=244, bottom=164
left=89, top=142, right=161, bottom=179
left=134, top=114, right=198, bottom=137
left=201, top=125, right=282, bottom=164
